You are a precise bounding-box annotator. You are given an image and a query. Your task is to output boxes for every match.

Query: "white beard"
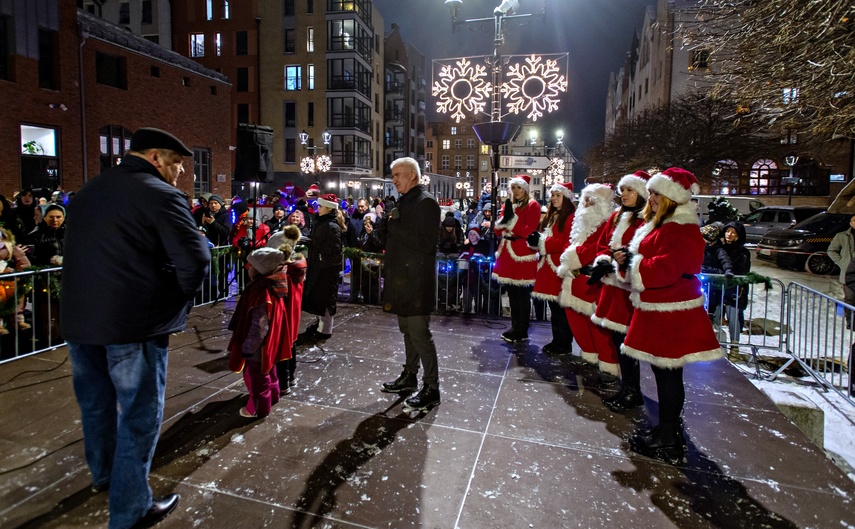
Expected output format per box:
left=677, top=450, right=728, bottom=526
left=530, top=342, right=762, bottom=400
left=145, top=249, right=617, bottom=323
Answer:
left=569, top=199, right=615, bottom=244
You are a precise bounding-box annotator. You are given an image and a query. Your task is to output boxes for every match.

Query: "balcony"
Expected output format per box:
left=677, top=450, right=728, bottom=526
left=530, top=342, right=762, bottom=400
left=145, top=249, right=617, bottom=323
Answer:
left=327, top=0, right=373, bottom=30
left=385, top=109, right=403, bottom=123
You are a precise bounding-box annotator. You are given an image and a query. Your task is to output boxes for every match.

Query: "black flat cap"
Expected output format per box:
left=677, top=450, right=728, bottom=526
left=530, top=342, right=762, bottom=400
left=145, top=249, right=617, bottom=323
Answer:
left=130, top=127, right=193, bottom=156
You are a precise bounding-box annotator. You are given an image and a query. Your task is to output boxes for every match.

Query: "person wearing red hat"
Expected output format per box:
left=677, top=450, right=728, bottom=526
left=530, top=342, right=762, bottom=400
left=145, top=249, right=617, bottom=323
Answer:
left=617, top=167, right=722, bottom=464
left=530, top=182, right=576, bottom=355
left=297, top=193, right=342, bottom=345
left=557, top=183, right=617, bottom=380
left=493, top=174, right=541, bottom=343
left=587, top=171, right=650, bottom=411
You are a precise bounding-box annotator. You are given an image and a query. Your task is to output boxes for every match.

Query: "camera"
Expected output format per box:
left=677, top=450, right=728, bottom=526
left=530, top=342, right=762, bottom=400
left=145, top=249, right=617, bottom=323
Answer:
left=237, top=236, right=253, bottom=252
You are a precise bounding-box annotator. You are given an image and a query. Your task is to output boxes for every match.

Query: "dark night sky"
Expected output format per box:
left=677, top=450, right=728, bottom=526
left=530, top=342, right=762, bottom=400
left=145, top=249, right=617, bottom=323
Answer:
left=371, top=0, right=655, bottom=164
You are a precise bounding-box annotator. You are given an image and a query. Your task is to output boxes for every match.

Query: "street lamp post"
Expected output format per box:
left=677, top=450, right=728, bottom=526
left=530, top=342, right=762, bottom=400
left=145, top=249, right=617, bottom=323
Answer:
left=783, top=154, right=800, bottom=205
left=529, top=129, right=567, bottom=195
left=299, top=130, right=333, bottom=180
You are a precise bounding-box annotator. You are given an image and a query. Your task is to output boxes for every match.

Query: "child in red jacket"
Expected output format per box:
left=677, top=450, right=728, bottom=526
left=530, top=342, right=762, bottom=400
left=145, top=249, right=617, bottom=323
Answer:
left=227, top=245, right=292, bottom=418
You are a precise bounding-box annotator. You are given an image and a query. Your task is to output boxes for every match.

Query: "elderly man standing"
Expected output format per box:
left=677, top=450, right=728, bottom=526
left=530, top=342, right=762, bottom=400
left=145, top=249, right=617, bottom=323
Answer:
left=61, top=128, right=210, bottom=529
left=828, top=214, right=855, bottom=328
left=380, top=157, right=442, bottom=411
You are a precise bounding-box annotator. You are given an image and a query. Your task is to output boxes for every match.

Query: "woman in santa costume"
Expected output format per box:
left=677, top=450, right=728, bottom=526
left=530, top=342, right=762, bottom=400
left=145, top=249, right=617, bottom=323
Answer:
left=588, top=171, right=650, bottom=411
left=493, top=175, right=541, bottom=343
left=530, top=182, right=576, bottom=355
left=618, top=167, right=722, bottom=464
left=557, top=183, right=617, bottom=378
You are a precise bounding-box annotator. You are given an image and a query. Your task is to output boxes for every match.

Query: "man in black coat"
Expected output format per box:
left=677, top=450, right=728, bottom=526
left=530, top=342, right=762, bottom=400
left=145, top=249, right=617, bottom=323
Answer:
left=61, top=128, right=210, bottom=529
left=380, top=157, right=442, bottom=411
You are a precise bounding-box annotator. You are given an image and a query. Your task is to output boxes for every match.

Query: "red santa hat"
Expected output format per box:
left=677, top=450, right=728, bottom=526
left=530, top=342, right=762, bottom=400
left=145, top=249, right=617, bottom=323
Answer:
left=548, top=181, right=574, bottom=199
left=508, top=174, right=531, bottom=192
left=617, top=170, right=651, bottom=199
left=284, top=181, right=295, bottom=189
left=647, top=167, right=699, bottom=205
left=306, top=184, right=321, bottom=197
left=317, top=193, right=339, bottom=210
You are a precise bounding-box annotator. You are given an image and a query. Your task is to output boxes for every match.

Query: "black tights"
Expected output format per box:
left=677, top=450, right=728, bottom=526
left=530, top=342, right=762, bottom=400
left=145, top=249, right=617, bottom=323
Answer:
left=613, top=332, right=640, bottom=392
left=651, top=365, right=684, bottom=426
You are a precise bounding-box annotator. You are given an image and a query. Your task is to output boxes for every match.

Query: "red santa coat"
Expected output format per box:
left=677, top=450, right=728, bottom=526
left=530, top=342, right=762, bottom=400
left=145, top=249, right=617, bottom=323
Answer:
left=493, top=199, right=541, bottom=286
left=558, top=219, right=611, bottom=316
left=532, top=213, right=574, bottom=301
left=590, top=211, right=644, bottom=333
left=619, top=204, right=723, bottom=368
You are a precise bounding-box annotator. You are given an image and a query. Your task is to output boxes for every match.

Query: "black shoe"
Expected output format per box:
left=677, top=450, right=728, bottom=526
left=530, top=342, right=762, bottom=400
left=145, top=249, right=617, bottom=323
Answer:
left=543, top=342, right=571, bottom=356
left=90, top=481, right=109, bottom=494
left=405, top=385, right=441, bottom=411
left=381, top=371, right=418, bottom=393
left=630, top=424, right=686, bottom=465
left=605, top=388, right=644, bottom=412
left=315, top=331, right=332, bottom=341
left=501, top=330, right=517, bottom=343
left=130, top=493, right=180, bottom=529
left=597, top=372, right=619, bottom=389
left=603, top=385, right=626, bottom=407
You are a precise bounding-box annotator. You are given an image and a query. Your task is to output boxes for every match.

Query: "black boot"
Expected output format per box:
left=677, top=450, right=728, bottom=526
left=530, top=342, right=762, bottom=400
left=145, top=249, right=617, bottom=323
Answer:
left=405, top=385, right=441, bottom=411
left=605, top=388, right=644, bottom=412
left=630, top=423, right=686, bottom=465
left=603, top=384, right=627, bottom=406
left=381, top=371, right=418, bottom=393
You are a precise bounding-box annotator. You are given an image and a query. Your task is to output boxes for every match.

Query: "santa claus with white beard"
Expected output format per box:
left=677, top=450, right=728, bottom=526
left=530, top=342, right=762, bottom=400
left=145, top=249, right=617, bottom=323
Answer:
left=557, top=183, right=619, bottom=380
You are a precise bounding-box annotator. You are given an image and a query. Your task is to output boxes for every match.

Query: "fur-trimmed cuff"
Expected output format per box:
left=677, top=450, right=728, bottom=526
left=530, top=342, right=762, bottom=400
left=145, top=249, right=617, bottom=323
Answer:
left=494, top=210, right=518, bottom=232
left=621, top=344, right=724, bottom=368
left=599, top=360, right=620, bottom=376
left=537, top=233, right=548, bottom=256
left=580, top=351, right=598, bottom=364
left=560, top=244, right=582, bottom=271
left=593, top=254, right=613, bottom=267
left=628, top=253, right=645, bottom=292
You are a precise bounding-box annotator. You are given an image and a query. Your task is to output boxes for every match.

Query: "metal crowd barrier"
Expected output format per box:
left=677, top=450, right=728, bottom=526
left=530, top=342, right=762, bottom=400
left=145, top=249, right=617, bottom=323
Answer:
left=782, top=282, right=854, bottom=405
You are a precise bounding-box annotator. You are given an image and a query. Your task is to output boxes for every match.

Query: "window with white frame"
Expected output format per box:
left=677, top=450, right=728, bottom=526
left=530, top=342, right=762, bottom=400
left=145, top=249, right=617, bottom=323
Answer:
left=454, top=155, right=462, bottom=170
left=467, top=155, right=475, bottom=169
left=285, top=65, right=301, bottom=91
left=749, top=158, right=778, bottom=195
left=223, top=0, right=230, bottom=19
left=307, top=28, right=314, bottom=52
left=426, top=140, right=434, bottom=148
left=215, top=33, right=221, bottom=56
left=451, top=126, right=457, bottom=135
left=426, top=152, right=433, bottom=162
left=441, top=155, right=449, bottom=170
left=442, top=139, right=450, bottom=150
left=308, top=64, right=314, bottom=90
left=455, top=139, right=462, bottom=149
left=190, top=34, right=204, bottom=57
left=205, top=0, right=212, bottom=20
left=467, top=139, right=475, bottom=149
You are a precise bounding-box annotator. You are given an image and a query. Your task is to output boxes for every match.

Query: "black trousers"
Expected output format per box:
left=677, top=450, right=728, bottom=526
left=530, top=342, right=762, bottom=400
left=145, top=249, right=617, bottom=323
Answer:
left=548, top=300, right=573, bottom=349
left=506, top=284, right=532, bottom=336
left=614, top=332, right=640, bottom=391
left=651, top=365, right=685, bottom=426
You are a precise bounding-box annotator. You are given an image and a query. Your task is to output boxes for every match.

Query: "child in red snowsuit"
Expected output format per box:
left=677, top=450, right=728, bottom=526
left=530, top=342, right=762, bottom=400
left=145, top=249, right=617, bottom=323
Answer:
left=227, top=245, right=292, bottom=418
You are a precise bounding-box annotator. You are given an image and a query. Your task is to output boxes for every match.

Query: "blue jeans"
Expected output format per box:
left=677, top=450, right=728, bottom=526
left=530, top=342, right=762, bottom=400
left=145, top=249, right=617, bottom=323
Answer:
left=69, top=337, right=169, bottom=529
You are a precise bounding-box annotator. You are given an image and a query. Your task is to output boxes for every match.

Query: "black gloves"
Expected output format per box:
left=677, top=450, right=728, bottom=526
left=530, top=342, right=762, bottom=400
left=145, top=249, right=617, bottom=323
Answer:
left=526, top=231, right=540, bottom=248
left=586, top=259, right=616, bottom=285
left=724, top=269, right=734, bottom=279
left=501, top=198, right=515, bottom=224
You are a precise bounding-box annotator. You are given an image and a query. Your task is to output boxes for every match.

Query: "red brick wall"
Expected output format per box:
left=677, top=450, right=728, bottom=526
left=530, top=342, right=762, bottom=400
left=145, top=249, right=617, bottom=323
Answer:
left=0, top=2, right=233, bottom=199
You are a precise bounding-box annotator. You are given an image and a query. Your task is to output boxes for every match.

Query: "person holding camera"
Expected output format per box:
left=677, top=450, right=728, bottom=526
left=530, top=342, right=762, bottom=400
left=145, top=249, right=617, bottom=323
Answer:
left=199, top=194, right=231, bottom=246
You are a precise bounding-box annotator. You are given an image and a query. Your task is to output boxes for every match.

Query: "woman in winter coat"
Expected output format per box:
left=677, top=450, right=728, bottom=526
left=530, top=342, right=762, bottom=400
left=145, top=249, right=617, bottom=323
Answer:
left=27, top=204, right=66, bottom=266
left=588, top=171, right=649, bottom=410
left=298, top=194, right=343, bottom=344
left=557, top=184, right=617, bottom=378
left=617, top=167, right=722, bottom=464
left=493, top=175, right=541, bottom=343
left=13, top=189, right=37, bottom=236
left=530, top=182, right=576, bottom=355
left=707, top=221, right=751, bottom=344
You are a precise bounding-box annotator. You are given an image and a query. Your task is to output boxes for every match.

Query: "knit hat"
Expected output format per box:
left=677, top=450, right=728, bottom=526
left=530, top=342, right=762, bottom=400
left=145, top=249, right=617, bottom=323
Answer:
left=200, top=192, right=212, bottom=202
left=129, top=127, right=193, bottom=156
left=647, top=167, right=699, bottom=205
left=44, top=203, right=66, bottom=217
left=306, top=184, right=321, bottom=197
left=246, top=247, right=286, bottom=276
left=442, top=216, right=458, bottom=227
left=317, top=193, right=339, bottom=210
left=482, top=201, right=492, bottom=211
left=617, top=170, right=651, bottom=199
left=208, top=194, right=224, bottom=207
left=508, top=174, right=531, bottom=192
left=272, top=203, right=286, bottom=212
left=700, top=222, right=724, bottom=243
left=548, top=181, right=574, bottom=199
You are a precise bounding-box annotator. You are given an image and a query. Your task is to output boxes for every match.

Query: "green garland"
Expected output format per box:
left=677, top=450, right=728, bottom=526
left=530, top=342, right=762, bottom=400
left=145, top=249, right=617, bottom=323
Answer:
left=702, top=271, right=774, bottom=290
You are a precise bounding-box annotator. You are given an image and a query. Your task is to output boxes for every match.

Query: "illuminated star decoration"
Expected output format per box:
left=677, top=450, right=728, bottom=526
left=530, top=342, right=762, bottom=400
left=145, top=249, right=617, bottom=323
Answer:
left=316, top=154, right=332, bottom=173
left=501, top=54, right=568, bottom=122
left=432, top=58, right=492, bottom=123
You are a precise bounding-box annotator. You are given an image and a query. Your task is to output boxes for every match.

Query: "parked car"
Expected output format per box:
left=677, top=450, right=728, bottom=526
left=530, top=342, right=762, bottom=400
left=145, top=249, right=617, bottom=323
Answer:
left=741, top=206, right=827, bottom=244
left=694, top=195, right=765, bottom=224
left=755, top=212, right=850, bottom=274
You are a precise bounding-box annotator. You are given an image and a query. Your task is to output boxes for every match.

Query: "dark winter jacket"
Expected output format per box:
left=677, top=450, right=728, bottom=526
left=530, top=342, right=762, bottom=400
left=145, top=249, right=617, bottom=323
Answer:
left=302, top=210, right=343, bottom=316
left=711, top=221, right=752, bottom=309
left=27, top=221, right=66, bottom=266
left=382, top=185, right=441, bottom=316
left=203, top=207, right=233, bottom=247
left=60, top=154, right=210, bottom=344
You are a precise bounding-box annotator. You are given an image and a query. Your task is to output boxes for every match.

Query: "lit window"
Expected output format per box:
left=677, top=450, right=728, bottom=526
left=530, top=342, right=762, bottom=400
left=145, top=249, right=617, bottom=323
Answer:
left=480, top=144, right=489, bottom=155
left=215, top=33, right=221, bottom=56
left=206, top=0, right=212, bottom=20
left=451, top=126, right=457, bottom=135
left=307, top=28, right=314, bottom=52
left=442, top=139, right=450, bottom=150
left=285, top=65, right=301, bottom=91
left=308, top=64, right=314, bottom=90
left=782, top=88, right=799, bottom=105
left=223, top=0, right=230, bottom=19
left=190, top=34, right=204, bottom=57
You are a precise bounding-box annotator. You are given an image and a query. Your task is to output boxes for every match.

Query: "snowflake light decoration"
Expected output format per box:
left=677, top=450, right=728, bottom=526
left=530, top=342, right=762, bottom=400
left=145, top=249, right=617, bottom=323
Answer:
left=501, top=54, right=568, bottom=122
left=548, top=157, right=565, bottom=181
left=300, top=157, right=315, bottom=174
left=316, top=154, right=332, bottom=173
left=432, top=58, right=492, bottom=123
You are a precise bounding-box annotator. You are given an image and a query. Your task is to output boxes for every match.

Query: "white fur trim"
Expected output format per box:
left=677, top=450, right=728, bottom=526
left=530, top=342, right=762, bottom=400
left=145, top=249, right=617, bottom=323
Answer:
left=580, top=351, right=598, bottom=364
left=630, top=293, right=705, bottom=312
left=617, top=174, right=650, bottom=199
left=621, top=344, right=725, bottom=368
left=317, top=196, right=339, bottom=210
left=509, top=175, right=530, bottom=192
left=492, top=273, right=535, bottom=286
left=647, top=173, right=691, bottom=205
left=536, top=226, right=549, bottom=255
left=608, top=212, right=635, bottom=250
left=599, top=360, right=620, bottom=376
left=627, top=253, right=646, bottom=292
left=591, top=313, right=629, bottom=333
left=548, top=183, right=573, bottom=199
left=560, top=244, right=582, bottom=272
left=561, top=281, right=596, bottom=315
left=495, top=237, right=538, bottom=263
left=494, top=207, right=519, bottom=231
left=531, top=291, right=558, bottom=302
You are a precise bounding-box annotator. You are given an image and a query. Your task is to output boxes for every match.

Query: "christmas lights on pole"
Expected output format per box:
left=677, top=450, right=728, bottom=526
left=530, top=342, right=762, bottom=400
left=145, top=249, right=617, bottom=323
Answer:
left=299, top=130, right=332, bottom=175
